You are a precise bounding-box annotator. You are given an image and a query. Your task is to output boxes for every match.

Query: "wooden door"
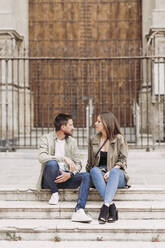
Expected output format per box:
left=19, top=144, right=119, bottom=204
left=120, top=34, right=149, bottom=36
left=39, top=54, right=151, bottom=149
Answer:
left=29, top=0, right=142, bottom=127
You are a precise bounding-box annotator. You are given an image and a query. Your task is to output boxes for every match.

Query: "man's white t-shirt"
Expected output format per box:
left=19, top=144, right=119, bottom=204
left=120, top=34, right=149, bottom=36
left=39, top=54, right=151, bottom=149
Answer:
left=55, top=139, right=66, bottom=171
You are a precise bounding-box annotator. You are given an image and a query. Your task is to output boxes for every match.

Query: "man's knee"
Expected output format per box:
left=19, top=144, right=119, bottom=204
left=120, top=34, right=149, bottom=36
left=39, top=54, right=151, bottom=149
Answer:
left=45, top=160, right=58, bottom=167
left=45, top=160, right=59, bottom=174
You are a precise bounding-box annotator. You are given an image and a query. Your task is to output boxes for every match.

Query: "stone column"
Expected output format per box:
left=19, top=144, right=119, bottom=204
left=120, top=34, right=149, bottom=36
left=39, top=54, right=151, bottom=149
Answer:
left=138, top=0, right=165, bottom=147
left=0, top=0, right=33, bottom=150
left=135, top=0, right=155, bottom=147
left=149, top=0, right=165, bottom=142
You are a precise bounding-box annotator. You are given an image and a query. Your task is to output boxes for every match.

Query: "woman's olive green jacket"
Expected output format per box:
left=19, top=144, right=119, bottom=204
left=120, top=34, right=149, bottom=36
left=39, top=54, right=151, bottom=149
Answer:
left=86, top=133, right=129, bottom=182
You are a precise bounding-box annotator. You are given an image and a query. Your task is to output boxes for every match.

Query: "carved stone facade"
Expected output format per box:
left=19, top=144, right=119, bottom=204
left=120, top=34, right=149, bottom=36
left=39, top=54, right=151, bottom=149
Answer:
left=0, top=1, right=30, bottom=146
left=0, top=0, right=165, bottom=148
left=144, top=0, right=165, bottom=142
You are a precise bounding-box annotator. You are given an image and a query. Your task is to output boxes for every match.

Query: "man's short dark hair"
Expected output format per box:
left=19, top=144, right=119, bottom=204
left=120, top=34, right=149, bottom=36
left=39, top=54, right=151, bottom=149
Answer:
left=54, top=113, right=72, bottom=131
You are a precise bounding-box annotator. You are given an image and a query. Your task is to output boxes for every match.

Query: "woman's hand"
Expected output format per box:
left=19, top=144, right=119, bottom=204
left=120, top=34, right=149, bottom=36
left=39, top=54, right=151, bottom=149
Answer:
left=104, top=166, right=121, bottom=182
left=104, top=171, right=110, bottom=182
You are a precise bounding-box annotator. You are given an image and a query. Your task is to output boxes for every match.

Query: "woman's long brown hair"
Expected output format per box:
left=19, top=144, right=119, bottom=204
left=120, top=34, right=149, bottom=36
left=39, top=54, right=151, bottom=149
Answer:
left=99, top=112, right=122, bottom=140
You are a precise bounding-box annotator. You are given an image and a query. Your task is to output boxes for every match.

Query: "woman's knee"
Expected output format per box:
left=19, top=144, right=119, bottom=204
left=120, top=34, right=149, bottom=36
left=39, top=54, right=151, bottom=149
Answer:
left=90, top=166, right=99, bottom=175
left=110, top=167, right=120, bottom=177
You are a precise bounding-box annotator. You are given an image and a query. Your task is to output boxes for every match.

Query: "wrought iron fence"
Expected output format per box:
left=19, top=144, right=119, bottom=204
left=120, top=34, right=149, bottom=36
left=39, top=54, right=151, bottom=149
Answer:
left=0, top=50, right=165, bottom=151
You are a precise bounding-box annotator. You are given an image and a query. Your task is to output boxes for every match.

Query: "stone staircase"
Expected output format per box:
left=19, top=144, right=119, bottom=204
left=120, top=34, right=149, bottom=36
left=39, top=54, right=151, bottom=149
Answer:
left=0, top=187, right=165, bottom=247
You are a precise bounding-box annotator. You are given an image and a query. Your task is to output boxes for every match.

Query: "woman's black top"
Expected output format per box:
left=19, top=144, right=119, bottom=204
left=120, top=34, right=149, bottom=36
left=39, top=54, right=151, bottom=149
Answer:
left=99, top=151, right=107, bottom=166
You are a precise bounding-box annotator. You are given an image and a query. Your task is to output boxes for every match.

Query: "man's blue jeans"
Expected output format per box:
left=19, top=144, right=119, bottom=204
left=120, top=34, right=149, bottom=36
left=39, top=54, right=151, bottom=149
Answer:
left=90, top=166, right=126, bottom=204
left=42, top=160, right=90, bottom=210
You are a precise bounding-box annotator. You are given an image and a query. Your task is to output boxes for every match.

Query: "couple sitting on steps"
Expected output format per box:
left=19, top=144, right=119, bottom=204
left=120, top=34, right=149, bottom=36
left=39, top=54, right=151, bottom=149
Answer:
left=37, top=112, right=129, bottom=224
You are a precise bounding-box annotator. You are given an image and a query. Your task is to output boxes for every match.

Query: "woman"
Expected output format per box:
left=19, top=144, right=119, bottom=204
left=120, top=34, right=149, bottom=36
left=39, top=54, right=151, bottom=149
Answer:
left=86, top=112, right=129, bottom=224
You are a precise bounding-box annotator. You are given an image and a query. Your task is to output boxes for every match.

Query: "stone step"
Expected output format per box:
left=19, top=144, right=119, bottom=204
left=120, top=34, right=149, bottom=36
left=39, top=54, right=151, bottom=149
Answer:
left=0, top=219, right=164, bottom=241
left=1, top=241, right=165, bottom=248
left=0, top=187, right=165, bottom=201
left=0, top=200, right=165, bottom=220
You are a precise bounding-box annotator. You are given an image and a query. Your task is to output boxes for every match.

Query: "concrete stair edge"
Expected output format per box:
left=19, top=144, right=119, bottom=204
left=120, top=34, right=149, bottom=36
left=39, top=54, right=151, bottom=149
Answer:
left=0, top=200, right=165, bottom=220
left=0, top=187, right=165, bottom=201
left=0, top=241, right=165, bottom=248
left=0, top=219, right=165, bottom=241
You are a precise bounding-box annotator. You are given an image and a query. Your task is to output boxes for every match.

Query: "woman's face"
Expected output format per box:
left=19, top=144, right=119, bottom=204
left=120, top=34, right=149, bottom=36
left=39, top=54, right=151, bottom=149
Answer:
left=95, top=115, right=105, bottom=133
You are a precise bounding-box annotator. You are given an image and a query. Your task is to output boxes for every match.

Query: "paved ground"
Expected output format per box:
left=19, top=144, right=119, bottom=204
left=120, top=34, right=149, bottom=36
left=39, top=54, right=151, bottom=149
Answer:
left=0, top=148, right=165, bottom=189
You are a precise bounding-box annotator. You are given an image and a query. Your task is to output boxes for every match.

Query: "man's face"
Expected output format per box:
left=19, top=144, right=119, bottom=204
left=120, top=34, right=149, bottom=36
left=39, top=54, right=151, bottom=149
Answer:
left=62, top=119, right=74, bottom=136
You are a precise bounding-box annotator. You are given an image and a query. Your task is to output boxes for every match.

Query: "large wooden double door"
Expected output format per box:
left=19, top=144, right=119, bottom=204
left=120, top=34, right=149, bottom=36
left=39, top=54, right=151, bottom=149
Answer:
left=29, top=0, right=142, bottom=127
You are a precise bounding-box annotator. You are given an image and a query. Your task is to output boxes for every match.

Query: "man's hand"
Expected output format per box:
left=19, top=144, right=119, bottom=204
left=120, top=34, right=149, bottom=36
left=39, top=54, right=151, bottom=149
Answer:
left=55, top=170, right=71, bottom=183
left=64, top=156, right=76, bottom=172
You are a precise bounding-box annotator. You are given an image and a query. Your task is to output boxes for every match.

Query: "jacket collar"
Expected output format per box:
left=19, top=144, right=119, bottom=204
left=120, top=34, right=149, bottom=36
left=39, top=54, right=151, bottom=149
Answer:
left=52, top=130, right=69, bottom=143
left=95, top=132, right=117, bottom=144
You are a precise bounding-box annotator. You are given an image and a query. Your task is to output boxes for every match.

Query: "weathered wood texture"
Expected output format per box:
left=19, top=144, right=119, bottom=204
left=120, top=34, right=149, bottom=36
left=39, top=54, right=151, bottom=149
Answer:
left=29, top=0, right=142, bottom=127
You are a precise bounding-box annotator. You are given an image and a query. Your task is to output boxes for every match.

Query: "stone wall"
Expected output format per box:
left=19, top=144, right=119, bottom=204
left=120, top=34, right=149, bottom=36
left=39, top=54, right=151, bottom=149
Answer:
left=0, top=0, right=33, bottom=144
left=138, top=0, right=165, bottom=142
left=1, top=0, right=165, bottom=147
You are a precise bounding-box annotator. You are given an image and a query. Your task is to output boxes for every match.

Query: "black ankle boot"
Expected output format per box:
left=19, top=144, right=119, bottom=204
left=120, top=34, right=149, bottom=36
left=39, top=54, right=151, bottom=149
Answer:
left=98, top=204, right=109, bottom=224
left=108, top=203, right=118, bottom=222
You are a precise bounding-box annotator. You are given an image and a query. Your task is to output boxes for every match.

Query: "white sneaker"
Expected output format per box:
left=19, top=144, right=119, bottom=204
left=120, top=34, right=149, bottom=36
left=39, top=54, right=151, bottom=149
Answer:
left=71, top=209, right=92, bottom=223
left=48, top=192, right=59, bottom=205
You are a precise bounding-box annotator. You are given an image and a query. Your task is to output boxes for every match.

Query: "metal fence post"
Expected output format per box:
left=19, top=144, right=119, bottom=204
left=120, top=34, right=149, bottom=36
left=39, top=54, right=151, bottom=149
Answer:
left=86, top=98, right=94, bottom=143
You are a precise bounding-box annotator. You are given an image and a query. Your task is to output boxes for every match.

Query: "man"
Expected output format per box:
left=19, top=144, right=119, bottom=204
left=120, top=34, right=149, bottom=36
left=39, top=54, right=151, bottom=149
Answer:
left=38, top=113, right=92, bottom=223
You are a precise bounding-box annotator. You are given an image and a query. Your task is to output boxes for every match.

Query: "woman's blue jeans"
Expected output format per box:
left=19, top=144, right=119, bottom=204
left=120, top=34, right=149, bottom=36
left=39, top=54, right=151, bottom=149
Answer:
left=42, top=160, right=90, bottom=210
left=90, top=166, right=126, bottom=204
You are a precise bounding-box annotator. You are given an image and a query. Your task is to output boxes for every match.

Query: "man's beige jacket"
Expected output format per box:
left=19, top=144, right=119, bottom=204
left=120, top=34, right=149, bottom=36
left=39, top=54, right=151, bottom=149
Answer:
left=37, top=131, right=82, bottom=190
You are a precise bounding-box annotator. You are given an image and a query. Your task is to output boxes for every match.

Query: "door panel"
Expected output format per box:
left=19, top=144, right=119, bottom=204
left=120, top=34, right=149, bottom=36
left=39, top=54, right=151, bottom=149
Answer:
left=29, top=0, right=142, bottom=127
